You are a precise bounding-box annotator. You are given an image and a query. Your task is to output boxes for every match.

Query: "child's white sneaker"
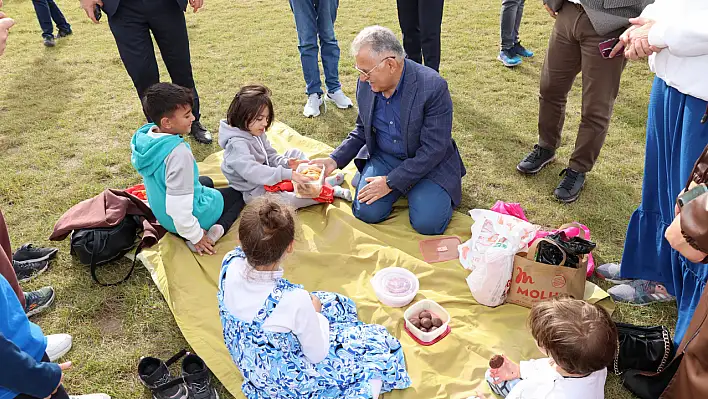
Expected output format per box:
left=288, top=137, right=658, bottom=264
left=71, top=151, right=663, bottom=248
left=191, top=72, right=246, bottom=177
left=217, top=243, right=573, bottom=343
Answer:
left=46, top=333, right=72, bottom=361
left=325, top=89, right=353, bottom=109
left=303, top=94, right=324, bottom=118
left=68, top=394, right=111, bottom=399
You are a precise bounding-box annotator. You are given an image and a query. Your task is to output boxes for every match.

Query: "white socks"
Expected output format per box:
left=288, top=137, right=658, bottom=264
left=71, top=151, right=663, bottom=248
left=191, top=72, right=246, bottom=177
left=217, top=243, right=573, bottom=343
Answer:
left=325, top=172, right=352, bottom=202
left=325, top=172, right=345, bottom=187
left=207, top=224, right=225, bottom=243
left=333, top=186, right=352, bottom=202
left=370, top=379, right=382, bottom=398
left=185, top=225, right=224, bottom=253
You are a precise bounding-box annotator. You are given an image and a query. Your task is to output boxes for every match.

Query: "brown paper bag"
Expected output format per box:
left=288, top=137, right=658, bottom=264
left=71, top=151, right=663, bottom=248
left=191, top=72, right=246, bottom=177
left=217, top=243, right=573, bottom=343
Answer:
left=506, top=238, right=587, bottom=308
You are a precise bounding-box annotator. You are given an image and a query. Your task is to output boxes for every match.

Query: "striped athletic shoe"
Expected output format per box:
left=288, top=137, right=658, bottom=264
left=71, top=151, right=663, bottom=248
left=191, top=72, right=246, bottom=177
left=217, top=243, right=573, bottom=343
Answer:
left=608, top=280, right=674, bottom=305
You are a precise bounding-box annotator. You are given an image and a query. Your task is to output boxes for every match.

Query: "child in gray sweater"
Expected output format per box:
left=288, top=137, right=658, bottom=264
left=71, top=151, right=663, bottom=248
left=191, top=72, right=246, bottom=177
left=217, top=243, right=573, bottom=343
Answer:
left=219, top=85, right=351, bottom=208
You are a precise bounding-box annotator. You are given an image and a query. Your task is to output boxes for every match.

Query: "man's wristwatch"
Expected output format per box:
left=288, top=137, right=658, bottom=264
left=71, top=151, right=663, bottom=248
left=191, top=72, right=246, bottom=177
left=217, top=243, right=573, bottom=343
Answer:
left=385, top=177, right=392, bottom=189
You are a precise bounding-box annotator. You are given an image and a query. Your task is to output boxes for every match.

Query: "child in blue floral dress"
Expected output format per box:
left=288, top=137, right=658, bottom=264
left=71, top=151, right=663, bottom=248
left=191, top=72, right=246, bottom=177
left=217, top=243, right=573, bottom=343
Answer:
left=217, top=196, right=412, bottom=398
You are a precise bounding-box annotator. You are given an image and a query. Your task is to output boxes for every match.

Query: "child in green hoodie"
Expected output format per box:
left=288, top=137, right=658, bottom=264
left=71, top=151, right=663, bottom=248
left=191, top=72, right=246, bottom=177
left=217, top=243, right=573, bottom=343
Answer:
left=131, top=83, right=245, bottom=256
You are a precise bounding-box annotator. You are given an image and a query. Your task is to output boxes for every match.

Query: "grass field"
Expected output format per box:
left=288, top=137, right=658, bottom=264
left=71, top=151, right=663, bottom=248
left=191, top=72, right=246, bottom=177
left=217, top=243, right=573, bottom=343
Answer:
left=0, top=0, right=677, bottom=397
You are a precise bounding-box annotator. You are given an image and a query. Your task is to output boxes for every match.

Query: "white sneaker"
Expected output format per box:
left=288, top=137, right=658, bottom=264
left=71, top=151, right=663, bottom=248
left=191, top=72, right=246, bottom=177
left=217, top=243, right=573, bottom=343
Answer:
left=68, top=394, right=111, bottom=399
left=303, top=93, right=324, bottom=118
left=325, top=89, right=353, bottom=109
left=46, top=334, right=72, bottom=361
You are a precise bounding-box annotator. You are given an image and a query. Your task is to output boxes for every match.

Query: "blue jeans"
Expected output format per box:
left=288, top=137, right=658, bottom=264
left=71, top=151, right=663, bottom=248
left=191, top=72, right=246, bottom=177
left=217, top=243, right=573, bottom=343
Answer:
left=289, top=0, right=341, bottom=95
left=500, top=0, right=525, bottom=50
left=353, top=151, right=453, bottom=235
left=31, top=0, right=71, bottom=40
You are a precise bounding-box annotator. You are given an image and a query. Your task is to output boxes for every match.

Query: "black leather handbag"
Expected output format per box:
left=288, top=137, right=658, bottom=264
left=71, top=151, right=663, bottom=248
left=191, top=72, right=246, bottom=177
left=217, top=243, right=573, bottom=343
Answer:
left=613, top=322, right=674, bottom=375
left=70, top=214, right=143, bottom=286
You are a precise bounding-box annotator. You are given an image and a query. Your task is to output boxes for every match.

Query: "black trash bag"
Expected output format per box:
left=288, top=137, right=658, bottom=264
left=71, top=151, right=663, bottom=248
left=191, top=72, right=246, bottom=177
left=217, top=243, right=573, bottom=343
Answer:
left=537, top=232, right=596, bottom=268
left=535, top=240, right=567, bottom=266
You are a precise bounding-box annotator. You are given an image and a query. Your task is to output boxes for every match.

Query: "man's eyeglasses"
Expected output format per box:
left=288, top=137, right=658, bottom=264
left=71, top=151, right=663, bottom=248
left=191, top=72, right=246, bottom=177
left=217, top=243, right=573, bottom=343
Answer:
left=354, top=56, right=396, bottom=78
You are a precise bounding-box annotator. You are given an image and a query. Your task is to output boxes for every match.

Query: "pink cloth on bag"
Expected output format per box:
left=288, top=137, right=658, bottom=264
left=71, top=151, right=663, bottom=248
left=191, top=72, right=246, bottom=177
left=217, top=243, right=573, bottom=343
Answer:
left=490, top=201, right=529, bottom=222
left=489, top=201, right=596, bottom=278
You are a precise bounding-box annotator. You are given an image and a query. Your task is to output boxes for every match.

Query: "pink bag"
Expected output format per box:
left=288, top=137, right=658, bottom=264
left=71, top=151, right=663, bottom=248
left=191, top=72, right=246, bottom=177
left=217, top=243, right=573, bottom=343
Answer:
left=490, top=201, right=529, bottom=222
left=489, top=201, right=596, bottom=278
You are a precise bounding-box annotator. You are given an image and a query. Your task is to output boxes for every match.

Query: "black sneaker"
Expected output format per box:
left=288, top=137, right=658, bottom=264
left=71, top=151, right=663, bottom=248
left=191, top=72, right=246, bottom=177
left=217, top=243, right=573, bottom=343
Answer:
left=13, top=259, right=50, bottom=283
left=517, top=144, right=556, bottom=175
left=24, top=286, right=55, bottom=317
left=182, top=353, right=218, bottom=399
left=57, top=29, right=73, bottom=38
left=190, top=121, right=213, bottom=144
left=554, top=168, right=586, bottom=203
left=138, top=352, right=189, bottom=399
left=43, top=36, right=56, bottom=47
left=14, top=243, right=59, bottom=263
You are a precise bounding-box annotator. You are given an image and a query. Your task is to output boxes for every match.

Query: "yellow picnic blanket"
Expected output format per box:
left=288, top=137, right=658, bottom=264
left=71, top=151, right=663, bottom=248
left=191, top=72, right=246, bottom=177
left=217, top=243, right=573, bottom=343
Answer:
left=139, top=121, right=613, bottom=399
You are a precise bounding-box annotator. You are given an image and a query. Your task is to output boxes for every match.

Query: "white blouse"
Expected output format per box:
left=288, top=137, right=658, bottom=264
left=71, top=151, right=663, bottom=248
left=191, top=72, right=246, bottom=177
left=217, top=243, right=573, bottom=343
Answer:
left=222, top=256, right=330, bottom=363
left=643, top=0, right=708, bottom=101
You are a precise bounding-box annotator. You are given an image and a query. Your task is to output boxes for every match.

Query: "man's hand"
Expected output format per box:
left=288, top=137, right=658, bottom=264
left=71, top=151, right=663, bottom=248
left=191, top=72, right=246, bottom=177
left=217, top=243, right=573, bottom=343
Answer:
left=608, top=40, right=625, bottom=58
left=665, top=214, right=708, bottom=263
left=489, top=355, right=520, bottom=383
left=45, top=362, right=72, bottom=399
left=309, top=157, right=337, bottom=177
left=0, top=13, right=14, bottom=57
left=189, top=0, right=203, bottom=13
left=623, top=17, right=662, bottom=60
left=310, top=294, right=322, bottom=313
left=357, top=176, right=392, bottom=205
left=287, top=158, right=306, bottom=170
left=543, top=3, right=558, bottom=18
left=193, top=231, right=215, bottom=256
left=80, top=0, right=103, bottom=23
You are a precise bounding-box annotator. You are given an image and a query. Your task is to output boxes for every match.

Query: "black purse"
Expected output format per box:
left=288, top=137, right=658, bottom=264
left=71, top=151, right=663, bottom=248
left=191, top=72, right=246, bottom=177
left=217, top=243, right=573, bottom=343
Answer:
left=613, top=322, right=674, bottom=375
left=70, top=215, right=143, bottom=286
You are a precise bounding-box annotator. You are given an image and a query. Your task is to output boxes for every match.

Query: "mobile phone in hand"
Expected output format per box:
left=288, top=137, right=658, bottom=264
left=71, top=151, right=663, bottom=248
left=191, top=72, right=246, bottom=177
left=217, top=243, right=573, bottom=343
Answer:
left=599, top=38, right=619, bottom=59
left=94, top=4, right=102, bottom=21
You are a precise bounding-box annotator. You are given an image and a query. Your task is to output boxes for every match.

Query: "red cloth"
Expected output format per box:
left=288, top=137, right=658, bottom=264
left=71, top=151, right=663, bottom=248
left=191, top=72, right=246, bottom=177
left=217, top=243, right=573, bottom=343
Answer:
left=50, top=189, right=166, bottom=247
left=264, top=181, right=334, bottom=203
left=125, top=183, right=147, bottom=201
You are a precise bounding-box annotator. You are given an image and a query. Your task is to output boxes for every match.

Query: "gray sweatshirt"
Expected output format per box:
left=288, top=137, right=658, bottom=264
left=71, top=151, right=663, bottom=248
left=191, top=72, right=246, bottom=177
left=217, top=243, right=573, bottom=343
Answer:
left=218, top=120, right=293, bottom=195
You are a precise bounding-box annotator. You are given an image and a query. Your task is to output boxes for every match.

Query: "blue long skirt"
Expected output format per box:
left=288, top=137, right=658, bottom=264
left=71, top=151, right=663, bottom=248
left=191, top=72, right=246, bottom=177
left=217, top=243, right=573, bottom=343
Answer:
left=621, top=77, right=708, bottom=345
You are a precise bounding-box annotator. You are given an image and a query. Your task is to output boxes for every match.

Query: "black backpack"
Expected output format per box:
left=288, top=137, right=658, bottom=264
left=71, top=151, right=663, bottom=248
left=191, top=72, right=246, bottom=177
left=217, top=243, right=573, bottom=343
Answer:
left=70, top=214, right=143, bottom=286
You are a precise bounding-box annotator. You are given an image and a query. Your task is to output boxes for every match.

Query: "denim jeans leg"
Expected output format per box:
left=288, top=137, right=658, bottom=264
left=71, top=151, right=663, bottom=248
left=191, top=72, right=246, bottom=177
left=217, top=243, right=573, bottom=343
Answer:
left=317, top=0, right=341, bottom=94
left=31, top=0, right=55, bottom=39
left=47, top=0, right=71, bottom=32
left=407, top=179, right=452, bottom=235
left=352, top=153, right=402, bottom=224
left=500, top=0, right=520, bottom=50
left=513, top=0, right=525, bottom=45
left=290, top=0, right=323, bottom=95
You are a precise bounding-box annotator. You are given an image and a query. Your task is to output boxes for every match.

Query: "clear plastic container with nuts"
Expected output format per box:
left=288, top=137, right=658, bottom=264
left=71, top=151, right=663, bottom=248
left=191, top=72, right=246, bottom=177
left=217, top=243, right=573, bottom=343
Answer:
left=293, top=164, right=325, bottom=199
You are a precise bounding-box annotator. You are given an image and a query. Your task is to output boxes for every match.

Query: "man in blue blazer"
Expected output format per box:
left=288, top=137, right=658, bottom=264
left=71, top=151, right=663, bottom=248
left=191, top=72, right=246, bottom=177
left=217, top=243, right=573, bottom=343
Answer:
left=313, top=26, right=465, bottom=235
left=78, top=0, right=213, bottom=144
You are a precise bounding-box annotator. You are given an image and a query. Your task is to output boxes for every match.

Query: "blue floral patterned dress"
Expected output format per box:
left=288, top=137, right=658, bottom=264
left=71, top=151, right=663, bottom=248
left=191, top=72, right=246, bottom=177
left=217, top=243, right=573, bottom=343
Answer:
left=218, top=248, right=412, bottom=398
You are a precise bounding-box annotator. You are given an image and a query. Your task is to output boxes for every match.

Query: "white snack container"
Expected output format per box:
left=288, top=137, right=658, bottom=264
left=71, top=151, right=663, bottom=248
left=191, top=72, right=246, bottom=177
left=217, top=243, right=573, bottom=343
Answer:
left=294, top=163, right=326, bottom=199
left=403, top=299, right=451, bottom=344
left=370, top=267, right=419, bottom=308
